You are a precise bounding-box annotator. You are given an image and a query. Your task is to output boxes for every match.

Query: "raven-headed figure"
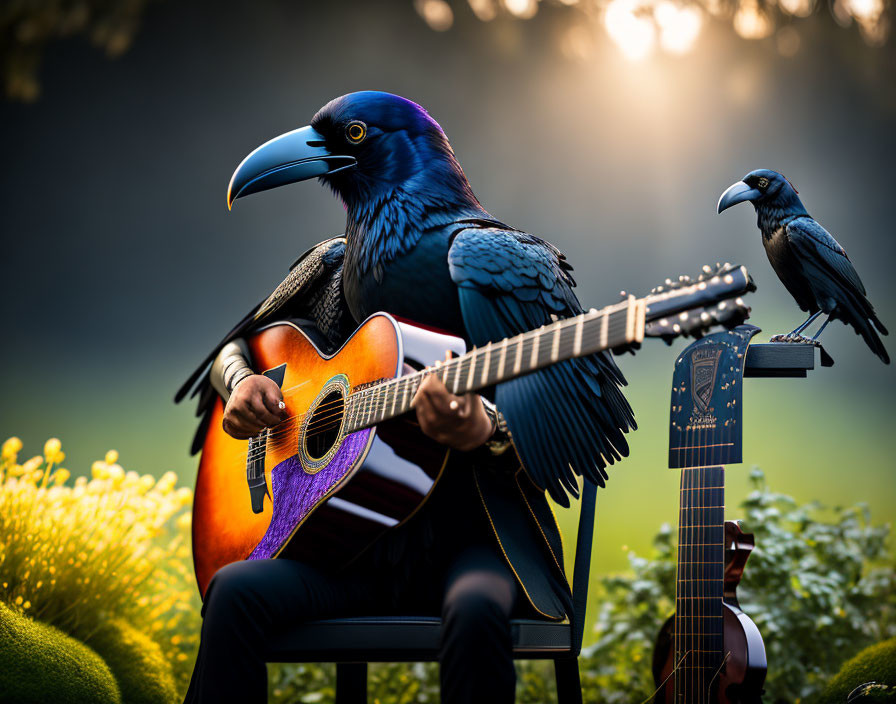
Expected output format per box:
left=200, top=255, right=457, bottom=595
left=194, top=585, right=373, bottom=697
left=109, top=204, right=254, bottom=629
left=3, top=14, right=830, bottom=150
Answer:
left=227, top=91, right=636, bottom=505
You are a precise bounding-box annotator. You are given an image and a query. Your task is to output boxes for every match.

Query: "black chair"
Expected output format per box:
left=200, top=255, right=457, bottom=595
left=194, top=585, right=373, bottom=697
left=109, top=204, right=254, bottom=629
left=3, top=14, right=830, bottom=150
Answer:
left=265, top=480, right=598, bottom=704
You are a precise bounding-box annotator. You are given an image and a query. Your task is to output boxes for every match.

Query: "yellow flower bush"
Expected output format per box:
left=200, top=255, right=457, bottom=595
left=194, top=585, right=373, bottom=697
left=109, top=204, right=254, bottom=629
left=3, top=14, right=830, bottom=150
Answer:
left=0, top=436, right=201, bottom=695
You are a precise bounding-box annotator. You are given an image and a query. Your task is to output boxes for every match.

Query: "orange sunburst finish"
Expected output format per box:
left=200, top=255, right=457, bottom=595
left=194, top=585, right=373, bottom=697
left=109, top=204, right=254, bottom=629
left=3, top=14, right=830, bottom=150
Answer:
left=192, top=315, right=402, bottom=597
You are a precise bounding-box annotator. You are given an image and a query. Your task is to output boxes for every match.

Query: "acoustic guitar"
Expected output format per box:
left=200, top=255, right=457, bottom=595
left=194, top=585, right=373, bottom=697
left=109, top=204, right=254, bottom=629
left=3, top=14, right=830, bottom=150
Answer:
left=192, top=264, right=754, bottom=597
left=652, top=325, right=767, bottom=703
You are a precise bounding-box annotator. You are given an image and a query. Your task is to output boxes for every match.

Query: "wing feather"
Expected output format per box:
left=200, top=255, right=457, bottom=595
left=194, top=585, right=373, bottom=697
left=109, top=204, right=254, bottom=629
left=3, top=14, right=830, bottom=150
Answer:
left=449, top=227, right=635, bottom=505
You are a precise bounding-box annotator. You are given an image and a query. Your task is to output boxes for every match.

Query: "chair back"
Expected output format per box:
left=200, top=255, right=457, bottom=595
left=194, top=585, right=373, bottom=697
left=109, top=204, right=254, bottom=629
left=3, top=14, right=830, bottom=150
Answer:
left=569, top=479, right=597, bottom=656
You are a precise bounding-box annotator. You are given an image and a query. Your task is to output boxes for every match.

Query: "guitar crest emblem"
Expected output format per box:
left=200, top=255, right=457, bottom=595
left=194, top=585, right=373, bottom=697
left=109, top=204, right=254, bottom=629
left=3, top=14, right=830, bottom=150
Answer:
left=691, top=346, right=722, bottom=413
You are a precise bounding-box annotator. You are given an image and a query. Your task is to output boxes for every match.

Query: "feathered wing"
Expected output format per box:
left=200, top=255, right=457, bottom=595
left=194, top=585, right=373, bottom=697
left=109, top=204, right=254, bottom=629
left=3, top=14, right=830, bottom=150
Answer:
left=174, top=236, right=351, bottom=453
left=448, top=225, right=636, bottom=506
left=786, top=218, right=889, bottom=363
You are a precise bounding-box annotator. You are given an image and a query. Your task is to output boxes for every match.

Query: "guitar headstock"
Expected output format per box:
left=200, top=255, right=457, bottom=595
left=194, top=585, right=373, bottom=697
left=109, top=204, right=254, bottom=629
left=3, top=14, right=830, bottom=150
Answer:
left=641, top=263, right=755, bottom=343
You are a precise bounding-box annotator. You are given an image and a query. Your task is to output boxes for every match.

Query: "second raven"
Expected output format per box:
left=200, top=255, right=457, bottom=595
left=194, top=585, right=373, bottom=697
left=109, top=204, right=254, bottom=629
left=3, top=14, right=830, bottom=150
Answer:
left=718, top=169, right=888, bottom=364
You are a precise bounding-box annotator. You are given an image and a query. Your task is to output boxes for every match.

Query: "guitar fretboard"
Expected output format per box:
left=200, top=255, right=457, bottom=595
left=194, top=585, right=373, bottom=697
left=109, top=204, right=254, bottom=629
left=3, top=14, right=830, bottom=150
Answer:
left=675, top=465, right=726, bottom=701
left=342, top=296, right=645, bottom=433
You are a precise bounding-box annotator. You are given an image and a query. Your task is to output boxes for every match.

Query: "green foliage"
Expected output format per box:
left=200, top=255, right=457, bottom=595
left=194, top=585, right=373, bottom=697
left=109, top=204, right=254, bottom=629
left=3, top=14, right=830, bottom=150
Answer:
left=821, top=638, right=896, bottom=704
left=88, top=618, right=178, bottom=704
left=580, top=524, right=678, bottom=703
left=0, top=600, right=122, bottom=704
left=579, top=468, right=896, bottom=704
left=737, top=469, right=896, bottom=702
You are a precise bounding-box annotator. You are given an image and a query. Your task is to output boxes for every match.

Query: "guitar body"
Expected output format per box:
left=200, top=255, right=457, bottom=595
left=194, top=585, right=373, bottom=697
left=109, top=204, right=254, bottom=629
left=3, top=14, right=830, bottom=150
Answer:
left=652, top=522, right=767, bottom=704
left=192, top=313, right=464, bottom=597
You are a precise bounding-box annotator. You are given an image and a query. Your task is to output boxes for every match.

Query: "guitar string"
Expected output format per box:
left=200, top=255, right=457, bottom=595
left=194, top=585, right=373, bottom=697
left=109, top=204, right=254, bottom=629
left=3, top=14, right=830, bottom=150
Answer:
left=236, top=314, right=636, bottom=468
left=264, top=272, right=742, bottom=445
left=235, top=271, right=744, bottom=463
left=228, top=311, right=635, bottom=472
left=241, top=316, right=634, bottom=469
left=232, top=285, right=743, bottom=473
left=645, top=649, right=691, bottom=704
left=245, top=308, right=623, bottom=443
left=244, top=279, right=746, bottom=483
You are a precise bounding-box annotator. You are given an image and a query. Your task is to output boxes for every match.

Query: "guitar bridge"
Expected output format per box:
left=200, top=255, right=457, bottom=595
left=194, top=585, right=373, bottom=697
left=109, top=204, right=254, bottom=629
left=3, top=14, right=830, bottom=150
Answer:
left=244, top=363, right=285, bottom=514
left=246, top=430, right=270, bottom=514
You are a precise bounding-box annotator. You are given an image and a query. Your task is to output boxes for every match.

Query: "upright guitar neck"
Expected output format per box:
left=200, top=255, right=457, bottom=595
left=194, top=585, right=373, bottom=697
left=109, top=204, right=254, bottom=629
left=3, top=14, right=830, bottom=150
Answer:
left=667, top=325, right=759, bottom=702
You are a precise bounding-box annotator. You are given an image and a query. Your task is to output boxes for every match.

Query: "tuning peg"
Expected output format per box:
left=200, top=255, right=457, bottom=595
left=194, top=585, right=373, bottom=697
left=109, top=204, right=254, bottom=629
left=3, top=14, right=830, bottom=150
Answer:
left=665, top=278, right=673, bottom=286
left=702, top=264, right=712, bottom=274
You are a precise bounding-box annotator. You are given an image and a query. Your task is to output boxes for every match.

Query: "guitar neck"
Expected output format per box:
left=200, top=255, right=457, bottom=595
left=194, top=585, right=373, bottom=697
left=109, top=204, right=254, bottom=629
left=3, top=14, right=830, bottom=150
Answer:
left=675, top=465, right=726, bottom=688
left=343, top=296, right=646, bottom=433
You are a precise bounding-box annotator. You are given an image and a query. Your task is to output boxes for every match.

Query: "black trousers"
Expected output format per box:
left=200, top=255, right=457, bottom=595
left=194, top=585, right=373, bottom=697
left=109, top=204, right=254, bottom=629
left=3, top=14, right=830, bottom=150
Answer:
left=182, top=543, right=520, bottom=704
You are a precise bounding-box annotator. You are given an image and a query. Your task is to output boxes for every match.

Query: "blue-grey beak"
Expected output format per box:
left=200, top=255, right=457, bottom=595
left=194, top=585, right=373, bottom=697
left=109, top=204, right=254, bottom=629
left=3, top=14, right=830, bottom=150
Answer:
left=227, top=125, right=356, bottom=209
left=717, top=181, right=761, bottom=214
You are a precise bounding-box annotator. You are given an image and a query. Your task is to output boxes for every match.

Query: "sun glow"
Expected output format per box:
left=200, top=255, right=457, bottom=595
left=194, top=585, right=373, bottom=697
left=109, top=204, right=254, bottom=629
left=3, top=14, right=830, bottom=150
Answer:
left=655, top=2, right=703, bottom=54
left=605, top=0, right=657, bottom=60
left=414, top=0, right=891, bottom=59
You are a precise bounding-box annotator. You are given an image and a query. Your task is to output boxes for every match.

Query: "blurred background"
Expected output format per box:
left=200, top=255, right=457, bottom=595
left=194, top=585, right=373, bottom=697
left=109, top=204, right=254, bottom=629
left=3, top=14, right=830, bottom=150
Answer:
left=1, top=0, right=893, bottom=582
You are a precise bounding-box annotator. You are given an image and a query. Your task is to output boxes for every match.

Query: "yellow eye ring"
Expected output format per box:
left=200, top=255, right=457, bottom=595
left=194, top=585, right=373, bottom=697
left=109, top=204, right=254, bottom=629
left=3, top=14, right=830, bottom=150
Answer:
left=758, top=177, right=770, bottom=189
left=346, top=121, right=367, bottom=143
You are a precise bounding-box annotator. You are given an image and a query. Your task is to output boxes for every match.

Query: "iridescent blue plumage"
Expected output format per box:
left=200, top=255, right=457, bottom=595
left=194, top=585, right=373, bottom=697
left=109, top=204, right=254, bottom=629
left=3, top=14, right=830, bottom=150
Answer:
left=229, top=91, right=636, bottom=504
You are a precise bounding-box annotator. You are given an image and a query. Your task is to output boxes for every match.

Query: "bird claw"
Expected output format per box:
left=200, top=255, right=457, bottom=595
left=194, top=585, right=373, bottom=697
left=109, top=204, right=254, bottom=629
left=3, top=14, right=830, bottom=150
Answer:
left=770, top=332, right=816, bottom=345
left=769, top=333, right=835, bottom=367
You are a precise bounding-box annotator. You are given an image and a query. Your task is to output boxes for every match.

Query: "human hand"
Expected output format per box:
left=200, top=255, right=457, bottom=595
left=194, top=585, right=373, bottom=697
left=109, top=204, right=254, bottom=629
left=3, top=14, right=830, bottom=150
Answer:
left=222, top=375, right=287, bottom=439
left=411, top=354, right=494, bottom=452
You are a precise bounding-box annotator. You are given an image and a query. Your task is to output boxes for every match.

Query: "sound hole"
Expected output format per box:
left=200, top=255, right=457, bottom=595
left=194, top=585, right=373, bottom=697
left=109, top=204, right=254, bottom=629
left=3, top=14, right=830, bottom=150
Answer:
left=305, top=389, right=344, bottom=460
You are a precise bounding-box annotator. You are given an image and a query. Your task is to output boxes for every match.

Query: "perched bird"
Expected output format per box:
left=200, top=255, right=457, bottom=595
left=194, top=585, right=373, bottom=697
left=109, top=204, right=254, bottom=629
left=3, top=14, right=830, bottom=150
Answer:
left=718, top=169, right=888, bottom=364
left=225, top=91, right=636, bottom=505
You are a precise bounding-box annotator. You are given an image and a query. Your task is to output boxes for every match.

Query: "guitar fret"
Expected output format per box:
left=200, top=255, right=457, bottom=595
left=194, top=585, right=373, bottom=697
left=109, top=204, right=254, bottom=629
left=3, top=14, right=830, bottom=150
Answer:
left=452, top=358, right=461, bottom=394
left=600, top=313, right=609, bottom=348
left=497, top=338, right=508, bottom=380
left=481, top=342, right=492, bottom=385
left=513, top=338, right=523, bottom=374
left=365, top=394, right=374, bottom=426
left=551, top=324, right=561, bottom=362
left=573, top=316, right=584, bottom=356
left=529, top=331, right=540, bottom=368
left=676, top=560, right=723, bottom=564
left=466, top=351, right=477, bottom=390
left=390, top=381, right=398, bottom=417
left=675, top=542, right=723, bottom=547
left=673, top=615, right=723, bottom=619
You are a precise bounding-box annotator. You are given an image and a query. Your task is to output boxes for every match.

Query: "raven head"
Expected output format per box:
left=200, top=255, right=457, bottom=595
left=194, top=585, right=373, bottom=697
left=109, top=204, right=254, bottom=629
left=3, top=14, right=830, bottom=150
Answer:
left=227, top=91, right=471, bottom=210
left=717, top=169, right=800, bottom=213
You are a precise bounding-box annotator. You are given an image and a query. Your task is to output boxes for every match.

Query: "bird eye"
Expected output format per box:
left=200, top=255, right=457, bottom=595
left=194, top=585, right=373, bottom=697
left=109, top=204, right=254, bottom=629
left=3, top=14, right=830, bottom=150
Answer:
left=757, top=177, right=770, bottom=189
left=346, top=121, right=367, bottom=144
